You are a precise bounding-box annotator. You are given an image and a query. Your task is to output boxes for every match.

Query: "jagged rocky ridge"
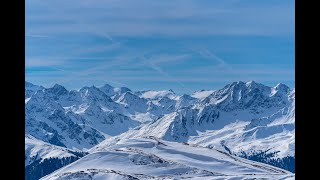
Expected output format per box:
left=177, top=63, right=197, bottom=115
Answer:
left=25, top=81, right=295, bottom=179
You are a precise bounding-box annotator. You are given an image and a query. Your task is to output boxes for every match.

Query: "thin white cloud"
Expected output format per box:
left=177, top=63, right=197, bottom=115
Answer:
left=26, top=0, right=294, bottom=37
left=149, top=54, right=191, bottom=65
left=107, top=73, right=294, bottom=83
left=25, top=34, right=50, bottom=38
left=26, top=58, right=63, bottom=67
left=139, top=54, right=193, bottom=93
left=188, top=47, right=232, bottom=71
left=76, top=43, right=121, bottom=55
left=26, top=0, right=294, bottom=92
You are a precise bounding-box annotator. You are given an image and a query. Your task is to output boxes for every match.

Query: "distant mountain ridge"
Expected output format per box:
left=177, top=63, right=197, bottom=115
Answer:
left=25, top=81, right=295, bottom=179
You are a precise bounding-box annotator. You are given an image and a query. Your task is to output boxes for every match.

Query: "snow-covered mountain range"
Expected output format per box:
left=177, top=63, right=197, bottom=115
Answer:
left=25, top=81, right=295, bottom=179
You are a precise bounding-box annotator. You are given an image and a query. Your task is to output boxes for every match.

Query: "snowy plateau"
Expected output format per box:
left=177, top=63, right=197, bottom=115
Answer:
left=25, top=81, right=295, bottom=180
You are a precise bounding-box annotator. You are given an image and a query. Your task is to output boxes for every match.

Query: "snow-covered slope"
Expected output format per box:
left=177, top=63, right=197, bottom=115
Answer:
left=25, top=80, right=295, bottom=177
left=25, top=135, right=87, bottom=180
left=135, top=89, right=177, bottom=100
left=43, top=137, right=294, bottom=180
left=87, top=81, right=295, bottom=172
left=25, top=134, right=83, bottom=166
left=190, top=82, right=295, bottom=162
left=117, top=92, right=149, bottom=113
left=175, top=94, right=198, bottom=109
left=192, top=89, right=215, bottom=99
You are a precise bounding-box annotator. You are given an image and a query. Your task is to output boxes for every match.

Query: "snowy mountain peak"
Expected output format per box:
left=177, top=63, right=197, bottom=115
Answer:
left=26, top=81, right=40, bottom=89
left=47, top=84, right=68, bottom=96
left=101, top=83, right=114, bottom=89
left=25, top=81, right=295, bottom=177
left=118, top=92, right=141, bottom=104
left=80, top=85, right=100, bottom=92
left=200, top=80, right=292, bottom=113
left=53, top=84, right=67, bottom=90
left=99, top=84, right=115, bottom=96
left=234, top=80, right=246, bottom=85
left=99, top=84, right=131, bottom=98
left=244, top=80, right=270, bottom=91
left=25, top=81, right=45, bottom=98
left=80, top=86, right=112, bottom=100
left=191, top=90, right=215, bottom=99
left=245, top=80, right=258, bottom=86
left=230, top=81, right=246, bottom=89
left=175, top=94, right=197, bottom=108
left=138, top=89, right=176, bottom=100
left=114, top=86, right=131, bottom=94
left=118, top=92, right=148, bottom=111
left=274, top=83, right=291, bottom=92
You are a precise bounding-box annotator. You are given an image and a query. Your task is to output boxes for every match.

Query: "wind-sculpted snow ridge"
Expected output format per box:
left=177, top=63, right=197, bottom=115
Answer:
left=42, top=138, right=294, bottom=180
left=25, top=80, right=295, bottom=176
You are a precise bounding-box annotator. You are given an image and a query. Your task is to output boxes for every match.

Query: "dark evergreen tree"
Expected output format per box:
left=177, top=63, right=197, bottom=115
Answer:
left=25, top=152, right=87, bottom=180
left=239, top=150, right=295, bottom=173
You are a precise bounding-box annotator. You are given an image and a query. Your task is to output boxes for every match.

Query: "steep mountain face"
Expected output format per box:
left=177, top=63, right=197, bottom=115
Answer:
left=201, top=81, right=290, bottom=113
left=99, top=84, right=116, bottom=97
left=25, top=80, right=295, bottom=177
left=25, top=84, right=139, bottom=150
left=25, top=81, right=44, bottom=99
left=117, top=92, right=149, bottom=113
left=25, top=90, right=106, bottom=149
left=118, top=105, right=220, bottom=142
left=99, top=84, right=132, bottom=101
left=175, top=94, right=198, bottom=109
left=124, top=81, right=293, bottom=141
left=87, top=81, right=295, bottom=172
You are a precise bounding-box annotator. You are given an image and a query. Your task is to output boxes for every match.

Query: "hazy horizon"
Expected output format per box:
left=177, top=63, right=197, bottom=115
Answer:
left=26, top=80, right=294, bottom=95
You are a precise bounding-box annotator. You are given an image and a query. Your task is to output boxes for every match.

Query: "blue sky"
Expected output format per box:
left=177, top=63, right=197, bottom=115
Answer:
left=26, top=0, right=295, bottom=94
